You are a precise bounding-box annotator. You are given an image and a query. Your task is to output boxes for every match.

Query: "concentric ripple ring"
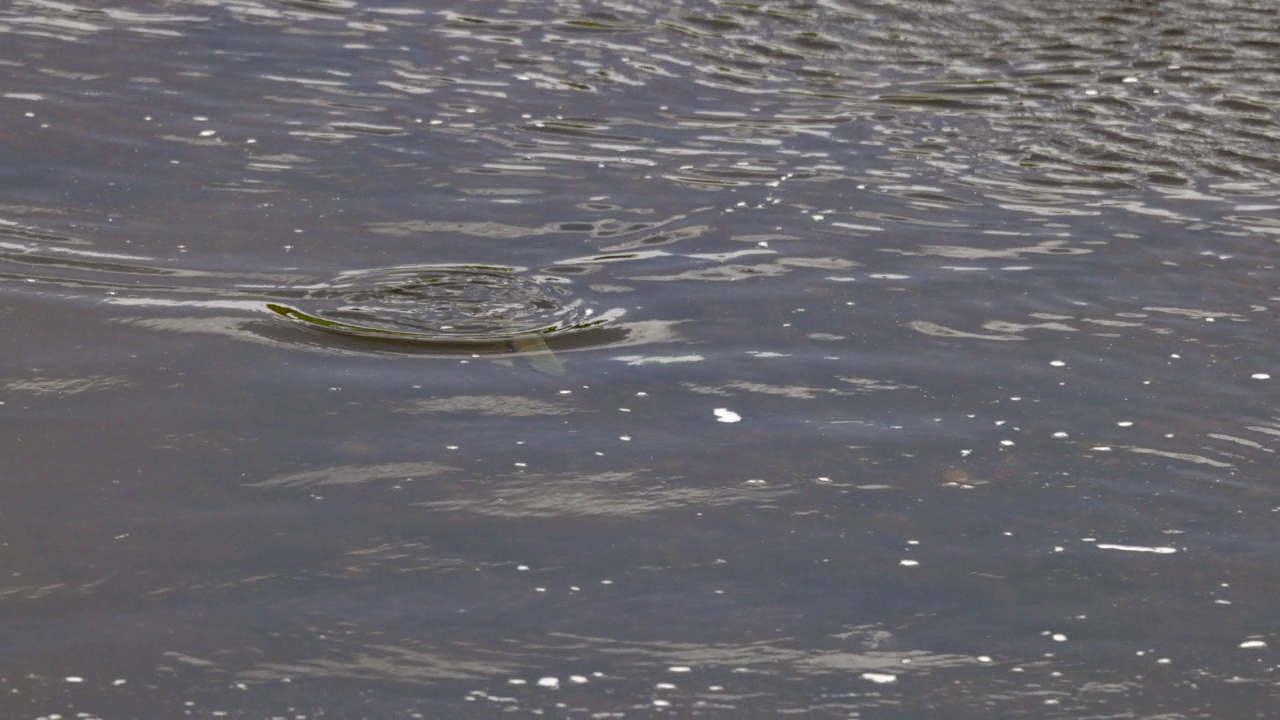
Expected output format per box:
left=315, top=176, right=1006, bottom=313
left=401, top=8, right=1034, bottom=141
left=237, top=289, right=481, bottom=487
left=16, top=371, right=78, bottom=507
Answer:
left=265, top=264, right=620, bottom=345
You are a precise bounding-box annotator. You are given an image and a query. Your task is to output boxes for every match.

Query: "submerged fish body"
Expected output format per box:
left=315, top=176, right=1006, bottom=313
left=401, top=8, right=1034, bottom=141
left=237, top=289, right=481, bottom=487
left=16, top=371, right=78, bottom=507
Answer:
left=508, top=334, right=566, bottom=376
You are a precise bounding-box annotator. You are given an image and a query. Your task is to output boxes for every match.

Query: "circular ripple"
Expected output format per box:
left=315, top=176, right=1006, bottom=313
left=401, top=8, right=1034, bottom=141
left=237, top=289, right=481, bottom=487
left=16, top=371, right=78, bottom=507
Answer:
left=266, top=264, right=620, bottom=345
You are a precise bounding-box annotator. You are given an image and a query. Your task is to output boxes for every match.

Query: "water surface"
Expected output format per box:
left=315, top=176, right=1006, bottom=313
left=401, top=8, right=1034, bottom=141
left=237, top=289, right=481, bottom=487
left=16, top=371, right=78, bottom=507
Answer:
left=1, top=0, right=1278, bottom=716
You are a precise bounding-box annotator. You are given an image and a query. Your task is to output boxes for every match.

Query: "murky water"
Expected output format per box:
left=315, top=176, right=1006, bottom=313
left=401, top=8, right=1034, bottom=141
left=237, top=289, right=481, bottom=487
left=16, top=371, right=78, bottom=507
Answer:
left=2, top=0, right=1278, bottom=716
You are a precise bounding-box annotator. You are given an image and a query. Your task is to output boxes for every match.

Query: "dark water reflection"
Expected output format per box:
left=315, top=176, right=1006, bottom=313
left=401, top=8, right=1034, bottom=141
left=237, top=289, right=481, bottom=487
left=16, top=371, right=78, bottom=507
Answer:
left=2, top=0, right=1278, bottom=716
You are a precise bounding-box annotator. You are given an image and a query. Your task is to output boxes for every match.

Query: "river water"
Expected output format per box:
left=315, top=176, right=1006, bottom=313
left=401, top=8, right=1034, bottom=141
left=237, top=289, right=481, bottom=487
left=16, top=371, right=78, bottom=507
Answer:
left=2, top=0, right=1278, bottom=717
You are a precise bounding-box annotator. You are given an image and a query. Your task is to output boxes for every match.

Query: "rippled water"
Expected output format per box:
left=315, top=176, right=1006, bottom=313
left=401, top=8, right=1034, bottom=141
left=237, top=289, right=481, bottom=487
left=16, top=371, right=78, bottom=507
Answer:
left=2, top=0, right=1278, bottom=716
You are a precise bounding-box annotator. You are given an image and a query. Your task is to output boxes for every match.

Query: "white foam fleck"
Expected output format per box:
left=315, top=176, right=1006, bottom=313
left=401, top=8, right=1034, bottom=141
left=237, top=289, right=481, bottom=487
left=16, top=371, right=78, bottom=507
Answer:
left=1050, top=360, right=1066, bottom=367
left=1096, top=544, right=1177, bottom=554
left=613, top=354, right=704, bottom=366
left=537, top=677, right=559, bottom=688
left=1252, top=373, right=1271, bottom=380
left=861, top=672, right=897, bottom=684
left=65, top=676, right=84, bottom=683
left=1239, top=640, right=1267, bottom=649
left=669, top=666, right=692, bottom=673
left=714, top=408, right=742, bottom=423
left=900, top=559, right=919, bottom=567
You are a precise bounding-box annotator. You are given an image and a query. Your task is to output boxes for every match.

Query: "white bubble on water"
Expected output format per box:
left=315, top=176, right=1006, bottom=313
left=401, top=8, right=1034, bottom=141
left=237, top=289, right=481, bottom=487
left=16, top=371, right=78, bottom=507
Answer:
left=861, top=672, right=897, bottom=684
left=1239, top=640, right=1267, bottom=649
left=537, top=677, right=559, bottom=689
left=714, top=408, right=742, bottom=423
